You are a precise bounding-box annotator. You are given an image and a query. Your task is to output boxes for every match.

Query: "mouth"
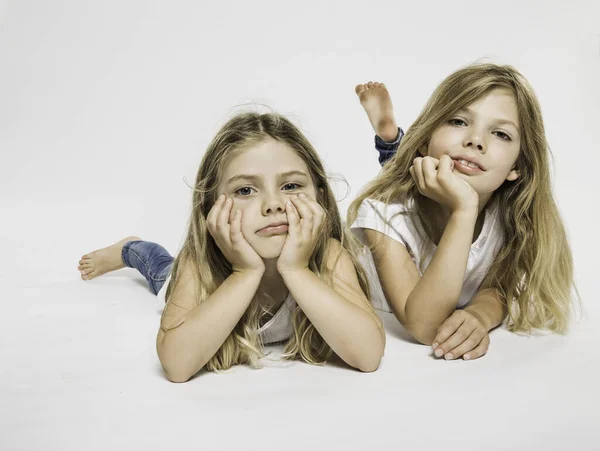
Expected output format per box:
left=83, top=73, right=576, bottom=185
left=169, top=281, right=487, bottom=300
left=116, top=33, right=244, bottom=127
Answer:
left=256, top=222, right=289, bottom=236
left=452, top=158, right=484, bottom=174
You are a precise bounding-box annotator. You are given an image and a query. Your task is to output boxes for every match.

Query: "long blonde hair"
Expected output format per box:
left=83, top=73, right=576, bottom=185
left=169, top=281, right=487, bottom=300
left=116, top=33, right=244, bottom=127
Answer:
left=348, top=63, right=579, bottom=334
left=167, top=112, right=372, bottom=371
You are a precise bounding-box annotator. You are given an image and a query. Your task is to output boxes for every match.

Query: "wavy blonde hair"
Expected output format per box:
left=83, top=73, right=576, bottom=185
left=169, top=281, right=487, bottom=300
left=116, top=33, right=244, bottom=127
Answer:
left=166, top=112, right=372, bottom=371
left=348, top=63, right=579, bottom=334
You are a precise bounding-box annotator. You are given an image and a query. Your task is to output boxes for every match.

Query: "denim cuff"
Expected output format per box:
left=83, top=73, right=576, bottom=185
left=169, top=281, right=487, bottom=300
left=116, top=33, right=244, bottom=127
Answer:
left=375, top=127, right=404, bottom=165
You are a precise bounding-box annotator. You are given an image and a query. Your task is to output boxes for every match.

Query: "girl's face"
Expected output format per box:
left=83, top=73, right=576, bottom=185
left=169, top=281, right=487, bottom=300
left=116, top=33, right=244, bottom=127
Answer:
left=216, top=138, right=318, bottom=259
left=425, top=88, right=521, bottom=204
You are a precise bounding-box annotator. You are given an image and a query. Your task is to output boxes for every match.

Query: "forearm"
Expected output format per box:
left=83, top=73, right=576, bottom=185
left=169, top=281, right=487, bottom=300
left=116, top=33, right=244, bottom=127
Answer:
left=464, top=288, right=508, bottom=331
left=281, top=268, right=385, bottom=372
left=404, top=209, right=477, bottom=343
left=157, top=270, right=263, bottom=381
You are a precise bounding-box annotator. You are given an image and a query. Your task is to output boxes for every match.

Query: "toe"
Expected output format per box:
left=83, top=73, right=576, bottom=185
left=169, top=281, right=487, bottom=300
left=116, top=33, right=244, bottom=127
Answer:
left=355, top=84, right=366, bottom=95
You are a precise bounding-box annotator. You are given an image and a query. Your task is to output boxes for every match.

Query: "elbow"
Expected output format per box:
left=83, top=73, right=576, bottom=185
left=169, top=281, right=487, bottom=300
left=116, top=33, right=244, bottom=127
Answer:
left=157, top=341, right=205, bottom=383
left=164, top=368, right=193, bottom=383
left=348, top=354, right=382, bottom=373
left=160, top=359, right=204, bottom=383
left=394, top=312, right=440, bottom=346
left=356, top=358, right=381, bottom=373
left=394, top=309, right=445, bottom=346
left=409, top=325, right=438, bottom=346
left=350, top=341, right=385, bottom=373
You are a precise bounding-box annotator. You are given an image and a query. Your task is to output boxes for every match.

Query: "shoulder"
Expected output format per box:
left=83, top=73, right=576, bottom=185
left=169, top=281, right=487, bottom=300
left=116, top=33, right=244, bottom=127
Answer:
left=354, top=198, right=412, bottom=219
left=323, top=238, right=361, bottom=277
left=350, top=198, right=416, bottom=247
left=160, top=257, right=198, bottom=332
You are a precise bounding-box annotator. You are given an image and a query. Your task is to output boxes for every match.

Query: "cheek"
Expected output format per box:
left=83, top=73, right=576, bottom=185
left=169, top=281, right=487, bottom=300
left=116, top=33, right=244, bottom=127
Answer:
left=427, top=131, right=451, bottom=157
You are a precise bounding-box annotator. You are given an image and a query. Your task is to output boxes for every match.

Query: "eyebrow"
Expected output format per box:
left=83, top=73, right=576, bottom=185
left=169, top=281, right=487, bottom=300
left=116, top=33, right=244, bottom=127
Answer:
left=458, top=107, right=520, bottom=132
left=225, top=170, right=309, bottom=186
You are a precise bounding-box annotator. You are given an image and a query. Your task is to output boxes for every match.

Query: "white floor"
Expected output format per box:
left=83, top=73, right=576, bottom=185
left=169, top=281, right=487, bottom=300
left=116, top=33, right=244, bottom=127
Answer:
left=2, top=269, right=598, bottom=450
left=2, top=1, right=600, bottom=449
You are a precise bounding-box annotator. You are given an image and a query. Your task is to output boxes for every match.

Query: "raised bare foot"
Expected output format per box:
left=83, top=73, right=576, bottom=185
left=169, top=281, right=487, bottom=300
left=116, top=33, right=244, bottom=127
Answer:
left=355, top=81, right=399, bottom=142
left=78, top=236, right=141, bottom=280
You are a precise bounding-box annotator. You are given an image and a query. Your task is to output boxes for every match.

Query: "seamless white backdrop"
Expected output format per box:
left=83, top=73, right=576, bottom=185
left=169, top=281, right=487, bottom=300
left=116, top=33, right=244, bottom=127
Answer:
left=1, top=1, right=599, bottom=450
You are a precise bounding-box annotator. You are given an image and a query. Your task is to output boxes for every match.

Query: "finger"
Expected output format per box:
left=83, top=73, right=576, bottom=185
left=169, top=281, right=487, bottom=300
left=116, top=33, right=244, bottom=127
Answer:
left=299, top=193, right=325, bottom=235
left=438, top=154, right=454, bottom=177
left=422, top=157, right=439, bottom=187
left=409, top=166, right=422, bottom=194
left=463, top=335, right=490, bottom=360
left=216, top=197, right=233, bottom=248
left=412, top=157, right=425, bottom=189
left=217, top=197, right=233, bottom=228
left=444, top=330, right=485, bottom=360
left=432, top=312, right=466, bottom=352
left=207, top=194, right=226, bottom=232
left=229, top=209, right=244, bottom=246
left=286, top=200, right=301, bottom=236
left=291, top=196, right=314, bottom=237
left=435, top=325, right=473, bottom=359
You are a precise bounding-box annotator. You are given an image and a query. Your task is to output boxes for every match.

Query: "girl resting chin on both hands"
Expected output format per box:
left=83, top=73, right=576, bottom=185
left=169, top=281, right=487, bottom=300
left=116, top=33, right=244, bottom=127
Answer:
left=79, top=113, right=385, bottom=382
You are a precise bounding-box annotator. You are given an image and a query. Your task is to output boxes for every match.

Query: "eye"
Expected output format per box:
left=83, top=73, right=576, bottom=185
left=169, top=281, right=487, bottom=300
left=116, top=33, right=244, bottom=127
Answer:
left=282, top=183, right=301, bottom=191
left=235, top=186, right=255, bottom=196
left=493, top=131, right=511, bottom=141
left=449, top=118, right=467, bottom=127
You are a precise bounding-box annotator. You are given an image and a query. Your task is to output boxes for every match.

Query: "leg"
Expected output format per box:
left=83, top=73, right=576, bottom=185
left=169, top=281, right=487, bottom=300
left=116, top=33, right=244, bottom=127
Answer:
left=121, top=240, right=174, bottom=295
left=78, top=237, right=174, bottom=295
left=79, top=236, right=141, bottom=280
left=354, top=81, right=404, bottom=166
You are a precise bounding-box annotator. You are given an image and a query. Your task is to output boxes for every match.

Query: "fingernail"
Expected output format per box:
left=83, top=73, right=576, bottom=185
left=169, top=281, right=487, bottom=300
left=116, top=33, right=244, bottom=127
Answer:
left=434, top=348, right=444, bottom=357
left=299, top=193, right=306, bottom=198
left=432, top=343, right=439, bottom=350
left=464, top=354, right=471, bottom=360
left=445, top=353, right=454, bottom=360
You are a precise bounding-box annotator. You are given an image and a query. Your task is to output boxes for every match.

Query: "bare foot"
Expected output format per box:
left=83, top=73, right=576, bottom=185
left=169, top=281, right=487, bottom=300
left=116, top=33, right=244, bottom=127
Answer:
left=78, top=236, right=141, bottom=280
left=355, top=81, right=399, bottom=142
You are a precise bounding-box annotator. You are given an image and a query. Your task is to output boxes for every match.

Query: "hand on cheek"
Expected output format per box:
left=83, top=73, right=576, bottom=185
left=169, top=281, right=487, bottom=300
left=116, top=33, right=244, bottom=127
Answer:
left=206, top=194, right=264, bottom=275
left=277, top=194, right=325, bottom=274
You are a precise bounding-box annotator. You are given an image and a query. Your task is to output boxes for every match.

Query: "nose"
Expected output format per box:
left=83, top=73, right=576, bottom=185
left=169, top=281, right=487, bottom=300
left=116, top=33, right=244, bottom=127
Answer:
left=464, top=131, right=486, bottom=153
left=262, top=192, right=285, bottom=215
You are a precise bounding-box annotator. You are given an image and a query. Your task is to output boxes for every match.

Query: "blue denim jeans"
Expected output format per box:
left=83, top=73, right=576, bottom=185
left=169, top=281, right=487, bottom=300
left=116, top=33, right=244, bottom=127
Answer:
left=120, top=129, right=403, bottom=294
left=375, top=127, right=403, bottom=165
left=121, top=240, right=173, bottom=295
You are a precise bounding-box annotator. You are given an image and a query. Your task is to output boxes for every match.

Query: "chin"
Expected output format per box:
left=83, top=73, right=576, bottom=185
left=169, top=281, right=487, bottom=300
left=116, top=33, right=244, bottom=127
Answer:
left=253, top=240, right=285, bottom=259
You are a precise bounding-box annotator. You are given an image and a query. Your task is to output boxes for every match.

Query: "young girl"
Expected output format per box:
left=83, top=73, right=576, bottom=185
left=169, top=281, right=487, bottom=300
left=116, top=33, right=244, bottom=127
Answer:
left=78, top=112, right=385, bottom=381
left=348, top=64, right=578, bottom=361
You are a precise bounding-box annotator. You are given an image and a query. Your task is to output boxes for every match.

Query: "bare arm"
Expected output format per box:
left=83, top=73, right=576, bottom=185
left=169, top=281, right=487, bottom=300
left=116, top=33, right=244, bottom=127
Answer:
left=463, top=286, right=508, bottom=332
left=365, top=208, right=476, bottom=345
left=156, top=261, right=263, bottom=383
left=280, top=239, right=385, bottom=372
left=430, top=278, right=509, bottom=361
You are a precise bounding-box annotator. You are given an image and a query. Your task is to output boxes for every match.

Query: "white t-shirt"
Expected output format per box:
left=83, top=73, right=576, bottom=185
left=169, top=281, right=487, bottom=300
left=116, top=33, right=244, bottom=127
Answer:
left=157, top=276, right=296, bottom=345
left=350, top=198, right=504, bottom=312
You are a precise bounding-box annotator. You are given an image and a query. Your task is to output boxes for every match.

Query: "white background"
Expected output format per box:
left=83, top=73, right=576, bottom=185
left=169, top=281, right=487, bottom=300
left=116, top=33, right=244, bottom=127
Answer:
left=1, top=1, right=599, bottom=450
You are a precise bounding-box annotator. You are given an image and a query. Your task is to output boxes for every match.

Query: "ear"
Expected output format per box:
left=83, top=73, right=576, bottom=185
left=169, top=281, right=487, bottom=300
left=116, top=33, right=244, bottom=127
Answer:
left=417, top=145, right=428, bottom=157
left=505, top=168, right=520, bottom=182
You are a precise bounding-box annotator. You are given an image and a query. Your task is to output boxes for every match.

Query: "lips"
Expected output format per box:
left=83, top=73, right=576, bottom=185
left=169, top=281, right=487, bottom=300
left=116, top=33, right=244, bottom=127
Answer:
left=256, top=222, right=289, bottom=236
left=452, top=158, right=484, bottom=174
left=450, top=154, right=486, bottom=171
